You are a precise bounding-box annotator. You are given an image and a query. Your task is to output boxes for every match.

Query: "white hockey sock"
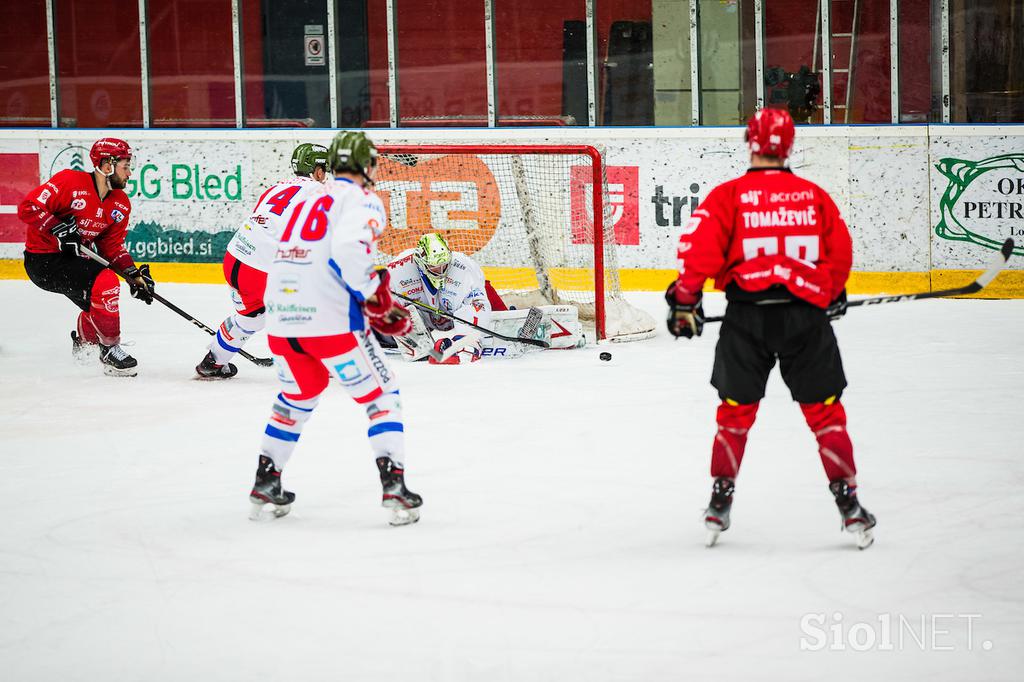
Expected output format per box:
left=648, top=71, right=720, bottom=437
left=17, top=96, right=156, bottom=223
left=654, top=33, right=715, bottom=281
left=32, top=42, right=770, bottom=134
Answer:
left=365, top=390, right=405, bottom=467
left=209, top=312, right=265, bottom=366
left=260, top=392, right=319, bottom=469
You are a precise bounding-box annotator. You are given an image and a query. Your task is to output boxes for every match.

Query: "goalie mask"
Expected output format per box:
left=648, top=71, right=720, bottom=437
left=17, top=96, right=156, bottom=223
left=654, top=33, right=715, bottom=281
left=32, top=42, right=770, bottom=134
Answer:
left=413, top=233, right=452, bottom=289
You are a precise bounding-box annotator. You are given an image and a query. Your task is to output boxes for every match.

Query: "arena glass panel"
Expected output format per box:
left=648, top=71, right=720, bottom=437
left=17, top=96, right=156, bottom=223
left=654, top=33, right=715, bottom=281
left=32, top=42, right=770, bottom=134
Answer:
left=241, top=0, right=330, bottom=128
left=823, top=0, right=893, bottom=123
left=700, top=1, right=757, bottom=125
left=56, top=0, right=144, bottom=127
left=493, top=0, right=586, bottom=127
left=597, top=0, right=655, bottom=125
left=0, top=1, right=50, bottom=127
left=763, top=0, right=823, bottom=124
left=394, top=0, right=488, bottom=126
left=948, top=0, right=1024, bottom=123
left=896, top=0, right=933, bottom=122
left=147, top=0, right=236, bottom=128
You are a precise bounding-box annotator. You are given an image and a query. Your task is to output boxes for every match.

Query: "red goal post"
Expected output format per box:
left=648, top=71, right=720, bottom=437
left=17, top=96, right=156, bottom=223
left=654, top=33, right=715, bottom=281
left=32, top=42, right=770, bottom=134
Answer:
left=374, top=143, right=656, bottom=342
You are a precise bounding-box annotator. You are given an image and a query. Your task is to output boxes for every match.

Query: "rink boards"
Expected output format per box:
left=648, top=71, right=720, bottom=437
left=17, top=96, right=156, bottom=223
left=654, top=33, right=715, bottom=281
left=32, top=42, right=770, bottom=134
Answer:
left=1, top=125, right=1022, bottom=296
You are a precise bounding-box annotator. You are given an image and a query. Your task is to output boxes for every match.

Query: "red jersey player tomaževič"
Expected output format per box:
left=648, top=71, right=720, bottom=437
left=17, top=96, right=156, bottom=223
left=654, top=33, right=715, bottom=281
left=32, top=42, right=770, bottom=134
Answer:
left=666, top=108, right=877, bottom=549
left=18, top=138, right=155, bottom=377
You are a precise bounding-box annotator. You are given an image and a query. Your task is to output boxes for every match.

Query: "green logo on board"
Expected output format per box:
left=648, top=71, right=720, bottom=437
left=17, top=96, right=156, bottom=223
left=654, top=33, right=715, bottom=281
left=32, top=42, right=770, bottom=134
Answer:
left=126, top=222, right=233, bottom=263
left=49, top=145, right=243, bottom=202
left=935, top=154, right=1024, bottom=255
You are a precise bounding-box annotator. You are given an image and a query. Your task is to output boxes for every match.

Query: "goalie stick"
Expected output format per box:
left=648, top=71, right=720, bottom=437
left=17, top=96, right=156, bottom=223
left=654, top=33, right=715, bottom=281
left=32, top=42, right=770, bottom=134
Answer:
left=391, top=291, right=550, bottom=348
left=78, top=245, right=275, bottom=367
left=701, top=237, right=1015, bottom=324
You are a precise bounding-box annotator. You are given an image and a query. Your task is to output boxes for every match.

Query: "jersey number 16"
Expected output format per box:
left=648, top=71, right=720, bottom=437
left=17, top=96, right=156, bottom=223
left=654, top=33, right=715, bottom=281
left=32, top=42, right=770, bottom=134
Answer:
left=281, top=196, right=335, bottom=243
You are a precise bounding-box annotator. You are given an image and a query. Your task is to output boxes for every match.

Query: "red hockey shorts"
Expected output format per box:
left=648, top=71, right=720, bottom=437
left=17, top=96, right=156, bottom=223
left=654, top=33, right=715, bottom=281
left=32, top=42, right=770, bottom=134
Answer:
left=268, top=330, right=399, bottom=403
left=223, top=252, right=267, bottom=316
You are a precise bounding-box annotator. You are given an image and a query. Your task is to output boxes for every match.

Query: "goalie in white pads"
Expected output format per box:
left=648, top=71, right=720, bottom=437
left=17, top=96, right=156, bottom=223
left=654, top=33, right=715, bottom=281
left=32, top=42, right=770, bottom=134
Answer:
left=385, top=232, right=585, bottom=363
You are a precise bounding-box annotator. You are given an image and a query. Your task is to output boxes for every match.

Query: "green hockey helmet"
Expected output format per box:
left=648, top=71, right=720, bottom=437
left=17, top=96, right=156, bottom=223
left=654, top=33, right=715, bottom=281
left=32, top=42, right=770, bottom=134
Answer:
left=327, top=131, right=378, bottom=182
left=291, top=143, right=329, bottom=177
left=413, top=233, right=453, bottom=289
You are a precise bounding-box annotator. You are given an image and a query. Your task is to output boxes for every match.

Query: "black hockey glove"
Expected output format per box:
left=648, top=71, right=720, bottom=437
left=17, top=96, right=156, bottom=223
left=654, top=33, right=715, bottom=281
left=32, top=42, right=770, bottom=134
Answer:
left=827, top=289, right=848, bottom=321
left=124, top=264, right=155, bottom=304
left=50, top=217, right=81, bottom=257
left=665, top=281, right=704, bottom=339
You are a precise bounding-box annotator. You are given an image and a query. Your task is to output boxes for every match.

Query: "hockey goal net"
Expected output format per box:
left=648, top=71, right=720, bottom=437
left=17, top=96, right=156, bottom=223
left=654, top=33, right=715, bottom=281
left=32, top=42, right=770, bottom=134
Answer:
left=373, top=144, right=656, bottom=341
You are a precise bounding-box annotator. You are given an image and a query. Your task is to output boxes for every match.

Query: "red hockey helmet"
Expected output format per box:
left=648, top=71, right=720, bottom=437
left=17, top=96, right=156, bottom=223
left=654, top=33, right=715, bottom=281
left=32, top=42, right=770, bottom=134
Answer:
left=90, top=138, right=132, bottom=170
left=745, top=108, right=795, bottom=159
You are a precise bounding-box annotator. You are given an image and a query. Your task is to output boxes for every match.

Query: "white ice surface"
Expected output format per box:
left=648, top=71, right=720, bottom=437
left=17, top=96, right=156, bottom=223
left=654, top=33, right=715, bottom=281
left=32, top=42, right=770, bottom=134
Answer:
left=1, top=280, right=1022, bottom=681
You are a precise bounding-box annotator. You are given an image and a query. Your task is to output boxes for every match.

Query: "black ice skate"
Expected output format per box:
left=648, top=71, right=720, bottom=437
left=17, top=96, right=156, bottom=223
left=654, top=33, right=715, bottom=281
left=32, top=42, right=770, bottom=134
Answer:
left=71, top=331, right=99, bottom=364
left=376, top=456, right=422, bottom=526
left=195, top=351, right=238, bottom=379
left=704, top=477, right=735, bottom=547
left=99, top=343, right=138, bottom=377
left=249, top=454, right=295, bottom=520
left=829, top=479, right=877, bottom=550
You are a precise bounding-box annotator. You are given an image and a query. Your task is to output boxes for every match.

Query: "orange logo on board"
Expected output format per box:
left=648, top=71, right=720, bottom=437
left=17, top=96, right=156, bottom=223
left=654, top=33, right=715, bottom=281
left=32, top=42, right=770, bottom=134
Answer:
left=374, top=155, right=501, bottom=257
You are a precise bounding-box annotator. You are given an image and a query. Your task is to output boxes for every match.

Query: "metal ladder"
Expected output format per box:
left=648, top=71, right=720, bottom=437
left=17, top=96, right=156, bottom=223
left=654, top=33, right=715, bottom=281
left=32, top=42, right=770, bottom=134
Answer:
left=812, top=0, right=861, bottom=123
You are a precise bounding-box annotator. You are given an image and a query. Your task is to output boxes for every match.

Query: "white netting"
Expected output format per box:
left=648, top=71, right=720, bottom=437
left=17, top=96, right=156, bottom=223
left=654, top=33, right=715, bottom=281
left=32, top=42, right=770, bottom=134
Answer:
left=374, top=144, right=655, bottom=341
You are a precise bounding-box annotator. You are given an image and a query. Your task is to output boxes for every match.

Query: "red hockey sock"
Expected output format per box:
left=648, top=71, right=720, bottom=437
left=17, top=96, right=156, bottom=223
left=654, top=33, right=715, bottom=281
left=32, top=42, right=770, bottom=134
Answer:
left=710, top=401, right=759, bottom=479
left=87, top=269, right=122, bottom=345
left=800, top=400, right=857, bottom=482
left=76, top=311, right=100, bottom=343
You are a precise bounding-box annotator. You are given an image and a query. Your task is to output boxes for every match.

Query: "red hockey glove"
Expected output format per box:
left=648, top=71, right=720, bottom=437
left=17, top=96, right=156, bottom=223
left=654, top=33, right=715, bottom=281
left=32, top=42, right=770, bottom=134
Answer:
left=368, top=303, right=413, bottom=337
left=364, top=268, right=413, bottom=337
left=665, top=280, right=704, bottom=339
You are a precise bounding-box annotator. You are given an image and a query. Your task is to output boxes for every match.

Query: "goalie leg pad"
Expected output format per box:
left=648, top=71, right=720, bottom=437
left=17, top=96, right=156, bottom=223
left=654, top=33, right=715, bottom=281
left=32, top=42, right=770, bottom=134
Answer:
left=488, top=305, right=585, bottom=351
left=541, top=305, right=585, bottom=349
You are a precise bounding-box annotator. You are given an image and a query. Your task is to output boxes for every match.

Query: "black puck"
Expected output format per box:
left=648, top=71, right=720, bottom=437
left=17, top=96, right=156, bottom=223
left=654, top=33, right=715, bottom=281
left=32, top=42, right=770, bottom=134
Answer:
left=599, top=351, right=612, bottom=362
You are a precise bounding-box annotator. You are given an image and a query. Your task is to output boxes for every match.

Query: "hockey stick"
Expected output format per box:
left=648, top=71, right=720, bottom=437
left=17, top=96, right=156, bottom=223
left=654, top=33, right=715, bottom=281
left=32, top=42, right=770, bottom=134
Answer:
left=78, top=245, right=274, bottom=366
left=701, top=237, right=1015, bottom=324
left=391, top=290, right=550, bottom=348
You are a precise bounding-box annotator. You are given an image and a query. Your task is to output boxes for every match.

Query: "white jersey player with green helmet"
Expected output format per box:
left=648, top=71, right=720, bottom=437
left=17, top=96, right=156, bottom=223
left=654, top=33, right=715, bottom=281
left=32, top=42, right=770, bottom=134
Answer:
left=196, top=143, right=330, bottom=379
left=249, top=130, right=422, bottom=526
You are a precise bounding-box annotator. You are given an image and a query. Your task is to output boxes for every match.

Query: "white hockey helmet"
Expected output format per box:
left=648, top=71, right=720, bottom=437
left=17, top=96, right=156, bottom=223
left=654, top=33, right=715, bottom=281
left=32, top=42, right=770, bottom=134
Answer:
left=413, top=233, right=452, bottom=289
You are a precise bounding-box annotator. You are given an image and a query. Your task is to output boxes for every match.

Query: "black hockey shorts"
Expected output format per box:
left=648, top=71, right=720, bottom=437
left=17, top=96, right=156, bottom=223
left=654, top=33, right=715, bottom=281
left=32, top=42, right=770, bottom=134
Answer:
left=23, top=251, right=107, bottom=312
left=710, top=301, right=847, bottom=404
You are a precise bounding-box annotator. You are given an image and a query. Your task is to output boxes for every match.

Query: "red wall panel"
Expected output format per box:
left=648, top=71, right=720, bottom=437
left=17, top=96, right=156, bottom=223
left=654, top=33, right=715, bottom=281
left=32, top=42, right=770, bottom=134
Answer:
left=148, top=0, right=236, bottom=126
left=367, top=0, right=648, bottom=124
left=0, top=0, right=50, bottom=126
left=56, top=0, right=143, bottom=127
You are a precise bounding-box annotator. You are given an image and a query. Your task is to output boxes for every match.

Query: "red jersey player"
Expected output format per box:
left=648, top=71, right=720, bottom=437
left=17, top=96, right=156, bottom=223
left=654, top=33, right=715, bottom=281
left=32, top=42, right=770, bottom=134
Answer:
left=18, top=138, right=155, bottom=376
left=666, top=108, right=876, bottom=549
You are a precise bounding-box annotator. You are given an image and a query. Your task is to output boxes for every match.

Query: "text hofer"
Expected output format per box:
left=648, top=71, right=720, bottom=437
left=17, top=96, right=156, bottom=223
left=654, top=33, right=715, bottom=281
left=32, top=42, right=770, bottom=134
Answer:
left=127, top=164, right=243, bottom=201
